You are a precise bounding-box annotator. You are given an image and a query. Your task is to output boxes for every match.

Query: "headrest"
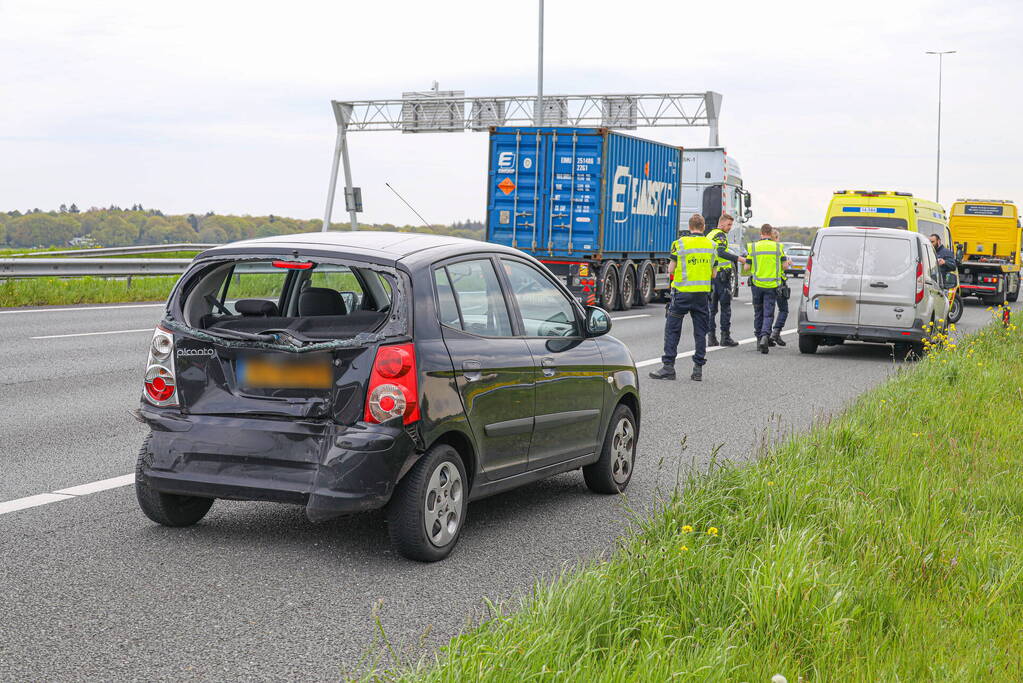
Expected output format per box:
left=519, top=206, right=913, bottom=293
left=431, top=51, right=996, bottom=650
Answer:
left=234, top=299, right=278, bottom=317
left=298, top=287, right=348, bottom=316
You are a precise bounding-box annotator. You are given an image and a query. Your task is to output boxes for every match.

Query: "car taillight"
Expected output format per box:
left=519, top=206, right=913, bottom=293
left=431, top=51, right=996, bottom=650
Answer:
left=802, top=254, right=813, bottom=298
left=364, top=343, right=419, bottom=424
left=143, top=326, right=178, bottom=407
left=915, top=261, right=924, bottom=303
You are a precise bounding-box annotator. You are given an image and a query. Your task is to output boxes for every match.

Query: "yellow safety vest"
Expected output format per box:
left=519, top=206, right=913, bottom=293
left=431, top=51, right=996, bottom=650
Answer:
left=706, top=228, right=732, bottom=270
left=778, top=243, right=788, bottom=282
left=672, top=235, right=715, bottom=293
left=750, top=239, right=782, bottom=289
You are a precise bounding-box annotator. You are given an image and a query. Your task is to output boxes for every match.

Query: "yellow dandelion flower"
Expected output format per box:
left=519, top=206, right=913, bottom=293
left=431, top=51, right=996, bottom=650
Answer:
left=707, top=527, right=719, bottom=536
left=681, top=525, right=693, bottom=534
left=680, top=545, right=688, bottom=552
left=767, top=481, right=774, bottom=486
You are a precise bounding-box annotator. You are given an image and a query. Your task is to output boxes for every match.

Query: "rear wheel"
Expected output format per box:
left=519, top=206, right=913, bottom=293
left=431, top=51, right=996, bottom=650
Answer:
left=598, top=262, right=619, bottom=311
left=1007, top=273, right=1020, bottom=302
left=636, top=260, right=655, bottom=307
left=798, top=334, right=819, bottom=355
left=895, top=341, right=925, bottom=361
left=584, top=404, right=637, bottom=494
left=618, top=264, right=636, bottom=312
left=948, top=294, right=964, bottom=323
left=136, top=435, right=214, bottom=527
left=387, top=444, right=467, bottom=562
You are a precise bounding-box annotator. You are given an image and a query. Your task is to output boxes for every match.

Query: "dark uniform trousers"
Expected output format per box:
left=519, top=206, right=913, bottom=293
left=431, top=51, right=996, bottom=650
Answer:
left=709, top=270, right=732, bottom=334
left=662, top=291, right=710, bottom=367
left=773, top=281, right=790, bottom=332
left=752, top=286, right=778, bottom=338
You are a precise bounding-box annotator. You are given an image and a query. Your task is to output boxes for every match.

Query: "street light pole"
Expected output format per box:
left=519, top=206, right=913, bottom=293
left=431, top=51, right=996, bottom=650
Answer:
left=536, top=0, right=544, bottom=125
left=926, top=50, right=956, bottom=204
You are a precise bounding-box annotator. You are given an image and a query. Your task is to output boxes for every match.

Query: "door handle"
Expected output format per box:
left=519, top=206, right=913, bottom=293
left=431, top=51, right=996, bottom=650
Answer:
left=461, top=359, right=482, bottom=382
left=540, top=356, right=556, bottom=377
left=869, top=281, right=888, bottom=288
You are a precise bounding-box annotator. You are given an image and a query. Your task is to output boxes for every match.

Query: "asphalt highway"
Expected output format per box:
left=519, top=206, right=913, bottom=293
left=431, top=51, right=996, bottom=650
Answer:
left=0, top=292, right=1011, bottom=680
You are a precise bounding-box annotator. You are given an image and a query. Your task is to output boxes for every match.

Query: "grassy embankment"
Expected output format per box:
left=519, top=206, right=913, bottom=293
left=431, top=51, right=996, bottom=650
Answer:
left=377, top=316, right=1023, bottom=681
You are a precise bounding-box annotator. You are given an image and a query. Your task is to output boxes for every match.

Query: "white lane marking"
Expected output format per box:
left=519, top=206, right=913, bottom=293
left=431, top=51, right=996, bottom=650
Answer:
left=31, top=328, right=153, bottom=340
left=53, top=474, right=135, bottom=496
left=0, top=493, right=74, bottom=515
left=634, top=328, right=797, bottom=368
left=0, top=474, right=136, bottom=517
left=0, top=303, right=164, bottom=315
left=611, top=314, right=650, bottom=321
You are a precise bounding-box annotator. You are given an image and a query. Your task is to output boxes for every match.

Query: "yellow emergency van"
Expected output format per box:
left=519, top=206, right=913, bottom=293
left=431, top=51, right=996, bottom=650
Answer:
left=823, top=190, right=950, bottom=245
left=949, top=199, right=1021, bottom=303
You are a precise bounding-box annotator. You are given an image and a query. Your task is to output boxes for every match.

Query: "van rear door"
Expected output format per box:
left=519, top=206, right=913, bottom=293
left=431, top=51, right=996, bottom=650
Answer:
left=857, top=233, right=917, bottom=328
left=806, top=231, right=864, bottom=326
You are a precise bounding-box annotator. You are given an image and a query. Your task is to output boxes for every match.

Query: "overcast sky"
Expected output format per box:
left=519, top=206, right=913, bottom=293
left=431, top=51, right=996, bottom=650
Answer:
left=2, top=0, right=1021, bottom=226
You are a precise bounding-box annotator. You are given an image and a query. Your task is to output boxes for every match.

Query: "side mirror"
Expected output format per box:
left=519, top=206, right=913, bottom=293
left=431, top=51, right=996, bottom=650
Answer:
left=942, top=272, right=958, bottom=289
left=744, top=208, right=753, bottom=221
left=585, top=306, right=612, bottom=337
left=745, top=191, right=753, bottom=208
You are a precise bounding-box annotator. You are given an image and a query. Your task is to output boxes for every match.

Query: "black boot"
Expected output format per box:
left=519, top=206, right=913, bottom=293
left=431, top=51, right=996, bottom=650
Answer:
left=720, top=332, right=739, bottom=347
left=758, top=336, right=769, bottom=354
left=770, top=330, right=787, bottom=347
left=768, top=335, right=777, bottom=347
left=690, top=364, right=703, bottom=381
left=707, top=331, right=720, bottom=347
left=648, top=364, right=677, bottom=380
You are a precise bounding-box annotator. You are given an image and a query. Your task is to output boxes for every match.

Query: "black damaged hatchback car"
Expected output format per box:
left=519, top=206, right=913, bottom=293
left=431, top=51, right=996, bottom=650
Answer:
left=136, top=232, right=640, bottom=561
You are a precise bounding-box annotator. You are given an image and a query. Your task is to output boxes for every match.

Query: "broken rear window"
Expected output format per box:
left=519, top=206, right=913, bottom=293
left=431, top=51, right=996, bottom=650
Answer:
left=177, top=258, right=399, bottom=344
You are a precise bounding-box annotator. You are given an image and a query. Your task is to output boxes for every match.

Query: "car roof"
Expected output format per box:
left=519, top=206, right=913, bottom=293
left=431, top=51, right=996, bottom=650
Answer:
left=198, top=231, right=522, bottom=266
left=815, top=226, right=921, bottom=241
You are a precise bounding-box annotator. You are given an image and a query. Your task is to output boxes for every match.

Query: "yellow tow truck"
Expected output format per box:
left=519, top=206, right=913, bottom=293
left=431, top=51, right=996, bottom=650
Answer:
left=949, top=199, right=1021, bottom=304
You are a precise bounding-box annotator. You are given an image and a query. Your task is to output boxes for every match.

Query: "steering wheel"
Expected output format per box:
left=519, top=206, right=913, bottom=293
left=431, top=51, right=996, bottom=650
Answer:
left=205, top=294, right=231, bottom=315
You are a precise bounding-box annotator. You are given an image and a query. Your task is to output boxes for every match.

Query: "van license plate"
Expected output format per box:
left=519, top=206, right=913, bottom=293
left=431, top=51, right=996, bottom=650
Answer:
left=237, top=355, right=333, bottom=389
left=818, top=296, right=855, bottom=314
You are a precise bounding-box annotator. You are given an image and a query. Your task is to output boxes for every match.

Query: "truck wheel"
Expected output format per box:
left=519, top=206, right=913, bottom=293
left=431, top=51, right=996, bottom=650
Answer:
left=798, top=334, right=818, bottom=355
left=636, top=260, right=655, bottom=307
left=618, top=264, right=635, bottom=311
left=387, top=444, right=467, bottom=562
left=135, top=434, right=214, bottom=527
left=1008, top=273, right=1020, bottom=302
left=584, top=403, right=636, bottom=494
left=598, top=262, right=619, bottom=311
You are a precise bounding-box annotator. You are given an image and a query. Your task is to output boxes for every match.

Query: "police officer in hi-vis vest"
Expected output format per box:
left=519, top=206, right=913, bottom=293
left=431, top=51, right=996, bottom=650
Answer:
left=747, top=224, right=791, bottom=354
left=705, top=213, right=746, bottom=347
left=649, top=214, right=716, bottom=381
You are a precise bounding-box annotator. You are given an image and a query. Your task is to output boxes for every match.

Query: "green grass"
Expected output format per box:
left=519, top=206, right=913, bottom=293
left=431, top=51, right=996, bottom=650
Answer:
left=376, top=316, right=1023, bottom=682
left=0, top=276, right=181, bottom=307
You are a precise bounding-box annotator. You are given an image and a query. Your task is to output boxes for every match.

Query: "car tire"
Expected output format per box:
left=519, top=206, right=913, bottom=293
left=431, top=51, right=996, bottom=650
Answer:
left=798, top=334, right=819, bottom=355
left=948, top=295, right=963, bottom=323
left=636, top=260, right=655, bottom=307
left=598, top=262, right=620, bottom=311
left=618, top=264, right=635, bottom=312
left=584, top=404, right=637, bottom=494
left=387, top=444, right=467, bottom=562
left=135, top=434, right=214, bottom=527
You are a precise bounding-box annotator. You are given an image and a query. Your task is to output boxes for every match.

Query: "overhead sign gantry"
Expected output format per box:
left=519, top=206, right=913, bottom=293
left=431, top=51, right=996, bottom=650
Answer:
left=323, top=89, right=723, bottom=231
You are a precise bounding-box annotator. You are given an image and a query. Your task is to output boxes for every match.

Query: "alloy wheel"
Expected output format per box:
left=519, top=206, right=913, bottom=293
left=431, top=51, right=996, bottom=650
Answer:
left=424, top=461, right=463, bottom=547
left=610, top=418, right=635, bottom=485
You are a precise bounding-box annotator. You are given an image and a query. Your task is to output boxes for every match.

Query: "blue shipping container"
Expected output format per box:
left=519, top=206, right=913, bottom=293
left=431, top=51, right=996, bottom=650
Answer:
left=485, top=127, right=681, bottom=260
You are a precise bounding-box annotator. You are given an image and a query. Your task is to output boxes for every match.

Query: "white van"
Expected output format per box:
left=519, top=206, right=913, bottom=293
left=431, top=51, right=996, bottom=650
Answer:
left=797, top=227, right=951, bottom=356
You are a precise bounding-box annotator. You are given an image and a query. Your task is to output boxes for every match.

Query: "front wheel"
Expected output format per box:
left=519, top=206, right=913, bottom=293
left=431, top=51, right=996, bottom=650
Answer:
left=136, top=435, right=214, bottom=527
left=1007, top=273, right=1020, bottom=302
left=798, top=334, right=819, bottom=355
left=387, top=444, right=467, bottom=562
left=584, top=404, right=637, bottom=494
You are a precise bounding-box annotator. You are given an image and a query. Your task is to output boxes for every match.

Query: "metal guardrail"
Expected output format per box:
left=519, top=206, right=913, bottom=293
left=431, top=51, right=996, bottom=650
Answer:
left=0, top=258, right=193, bottom=278
left=8, top=243, right=219, bottom=258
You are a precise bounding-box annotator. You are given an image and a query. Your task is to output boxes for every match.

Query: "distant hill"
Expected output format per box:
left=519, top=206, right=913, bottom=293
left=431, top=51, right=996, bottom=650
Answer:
left=0, top=205, right=484, bottom=248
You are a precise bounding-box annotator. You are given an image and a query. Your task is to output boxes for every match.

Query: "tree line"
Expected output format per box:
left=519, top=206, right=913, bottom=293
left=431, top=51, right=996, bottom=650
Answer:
left=0, top=205, right=485, bottom=249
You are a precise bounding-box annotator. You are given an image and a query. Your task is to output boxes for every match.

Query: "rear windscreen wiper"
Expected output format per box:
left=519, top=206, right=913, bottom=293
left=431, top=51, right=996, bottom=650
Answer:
left=204, top=328, right=280, bottom=343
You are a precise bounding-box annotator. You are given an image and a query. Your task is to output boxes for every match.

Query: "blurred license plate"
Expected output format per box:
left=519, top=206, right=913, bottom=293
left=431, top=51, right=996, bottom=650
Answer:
left=792, top=264, right=804, bottom=270
left=818, top=296, right=855, bottom=313
left=237, top=355, right=332, bottom=389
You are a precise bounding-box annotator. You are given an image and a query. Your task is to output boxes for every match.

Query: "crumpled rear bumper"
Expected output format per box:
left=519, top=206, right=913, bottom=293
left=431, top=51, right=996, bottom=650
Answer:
left=138, top=407, right=418, bottom=522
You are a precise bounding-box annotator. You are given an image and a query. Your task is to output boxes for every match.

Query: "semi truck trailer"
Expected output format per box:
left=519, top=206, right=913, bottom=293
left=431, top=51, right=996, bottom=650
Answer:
left=484, top=126, right=753, bottom=310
